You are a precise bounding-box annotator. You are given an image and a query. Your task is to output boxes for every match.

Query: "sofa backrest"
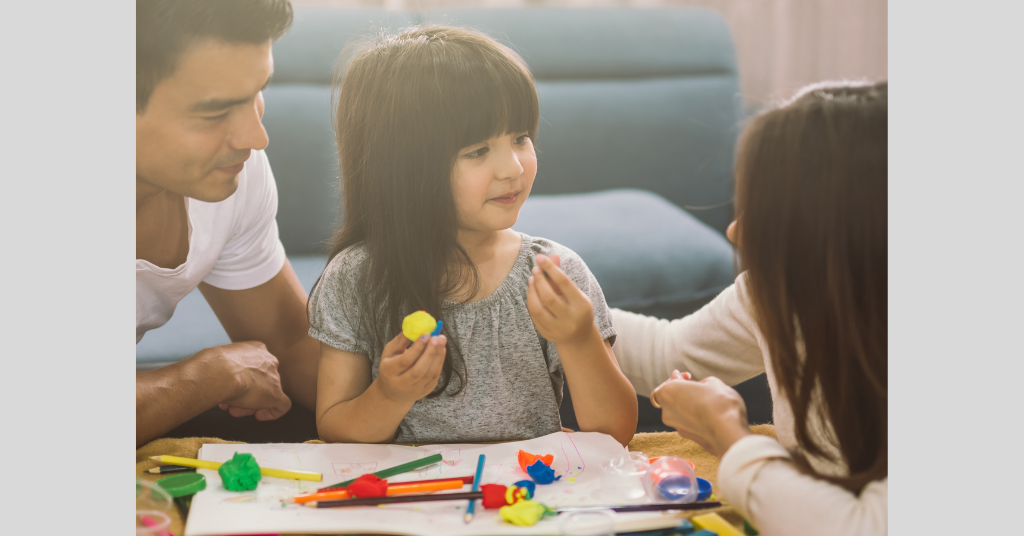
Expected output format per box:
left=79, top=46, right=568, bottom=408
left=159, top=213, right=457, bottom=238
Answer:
left=263, top=6, right=743, bottom=255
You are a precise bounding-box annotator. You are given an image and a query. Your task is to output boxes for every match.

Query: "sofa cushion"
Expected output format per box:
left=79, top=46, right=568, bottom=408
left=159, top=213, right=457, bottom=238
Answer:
left=515, top=189, right=735, bottom=319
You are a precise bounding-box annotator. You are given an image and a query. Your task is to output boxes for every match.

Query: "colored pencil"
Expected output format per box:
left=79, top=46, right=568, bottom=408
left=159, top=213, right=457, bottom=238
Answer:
left=306, top=491, right=483, bottom=508
left=464, top=454, right=485, bottom=523
left=145, top=465, right=195, bottom=474
left=322, top=453, right=442, bottom=489
left=317, top=474, right=474, bottom=493
left=558, top=502, right=723, bottom=513
left=149, top=455, right=322, bottom=482
left=293, top=478, right=466, bottom=504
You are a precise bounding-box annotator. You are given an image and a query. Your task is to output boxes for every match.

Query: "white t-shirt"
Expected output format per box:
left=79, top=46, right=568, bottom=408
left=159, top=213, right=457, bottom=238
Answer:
left=136, top=149, right=287, bottom=343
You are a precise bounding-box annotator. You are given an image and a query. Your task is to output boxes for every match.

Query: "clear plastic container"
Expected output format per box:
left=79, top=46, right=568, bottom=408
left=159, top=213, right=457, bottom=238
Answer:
left=137, top=478, right=174, bottom=535
left=560, top=509, right=616, bottom=536
left=591, top=451, right=650, bottom=502
left=642, top=456, right=699, bottom=503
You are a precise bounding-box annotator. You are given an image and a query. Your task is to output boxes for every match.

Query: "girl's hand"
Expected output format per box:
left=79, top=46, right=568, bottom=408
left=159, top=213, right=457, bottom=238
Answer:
left=375, top=332, right=447, bottom=405
left=527, top=254, right=596, bottom=345
left=652, top=374, right=752, bottom=457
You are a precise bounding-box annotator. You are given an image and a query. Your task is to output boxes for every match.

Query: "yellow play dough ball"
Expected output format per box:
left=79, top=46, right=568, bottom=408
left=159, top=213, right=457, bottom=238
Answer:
left=402, top=310, right=437, bottom=341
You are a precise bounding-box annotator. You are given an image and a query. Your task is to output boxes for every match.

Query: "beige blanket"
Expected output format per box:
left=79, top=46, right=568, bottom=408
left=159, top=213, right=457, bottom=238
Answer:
left=136, top=425, right=776, bottom=535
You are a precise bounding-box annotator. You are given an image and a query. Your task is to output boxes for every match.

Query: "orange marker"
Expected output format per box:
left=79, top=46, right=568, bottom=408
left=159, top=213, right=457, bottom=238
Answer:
left=293, top=478, right=466, bottom=504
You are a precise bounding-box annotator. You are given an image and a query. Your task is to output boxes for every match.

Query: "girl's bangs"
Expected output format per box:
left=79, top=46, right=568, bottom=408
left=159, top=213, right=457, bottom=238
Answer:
left=447, top=51, right=539, bottom=148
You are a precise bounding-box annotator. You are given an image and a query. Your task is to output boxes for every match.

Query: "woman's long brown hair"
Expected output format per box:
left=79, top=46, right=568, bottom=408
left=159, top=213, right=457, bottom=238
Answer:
left=310, top=26, right=539, bottom=397
left=735, top=81, right=887, bottom=493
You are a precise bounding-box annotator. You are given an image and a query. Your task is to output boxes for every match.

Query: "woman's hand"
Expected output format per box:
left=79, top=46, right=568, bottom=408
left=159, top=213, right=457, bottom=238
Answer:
left=527, top=254, right=596, bottom=345
left=375, top=332, right=447, bottom=404
left=653, top=373, right=752, bottom=457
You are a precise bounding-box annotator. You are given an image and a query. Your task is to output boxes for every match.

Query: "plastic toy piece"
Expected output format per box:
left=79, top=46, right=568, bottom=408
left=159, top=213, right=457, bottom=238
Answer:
left=402, top=311, right=441, bottom=341
left=526, top=460, right=561, bottom=484
left=517, top=450, right=554, bottom=472
left=697, top=477, right=713, bottom=501
left=512, top=480, right=536, bottom=499
left=692, top=512, right=745, bottom=536
left=218, top=452, right=262, bottom=491
left=743, top=519, right=760, bottom=536
left=498, top=499, right=557, bottom=526
left=690, top=531, right=719, bottom=536
left=347, top=474, right=388, bottom=498
left=480, top=484, right=508, bottom=509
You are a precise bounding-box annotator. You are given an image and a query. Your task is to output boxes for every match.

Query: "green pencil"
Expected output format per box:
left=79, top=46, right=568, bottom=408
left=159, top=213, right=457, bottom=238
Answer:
left=321, top=453, right=443, bottom=490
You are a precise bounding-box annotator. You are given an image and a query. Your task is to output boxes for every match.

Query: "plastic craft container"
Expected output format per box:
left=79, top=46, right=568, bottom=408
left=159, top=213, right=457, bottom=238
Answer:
left=156, top=472, right=207, bottom=516
left=642, top=456, right=699, bottom=503
left=592, top=451, right=650, bottom=501
left=136, top=478, right=173, bottom=535
left=560, top=509, right=616, bottom=536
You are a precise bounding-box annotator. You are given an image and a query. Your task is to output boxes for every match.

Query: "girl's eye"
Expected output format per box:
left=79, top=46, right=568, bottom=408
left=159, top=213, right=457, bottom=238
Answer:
left=514, top=134, right=529, bottom=145
left=464, top=147, right=489, bottom=158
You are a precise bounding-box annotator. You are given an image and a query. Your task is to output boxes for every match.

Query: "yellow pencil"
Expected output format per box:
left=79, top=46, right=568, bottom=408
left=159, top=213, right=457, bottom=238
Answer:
left=150, top=455, right=322, bottom=482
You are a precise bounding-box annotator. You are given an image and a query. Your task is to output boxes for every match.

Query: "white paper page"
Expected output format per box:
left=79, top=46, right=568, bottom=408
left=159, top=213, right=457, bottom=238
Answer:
left=184, top=431, right=676, bottom=536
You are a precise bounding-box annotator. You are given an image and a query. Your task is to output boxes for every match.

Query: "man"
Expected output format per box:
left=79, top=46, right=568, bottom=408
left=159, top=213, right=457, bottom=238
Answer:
left=136, top=0, right=319, bottom=446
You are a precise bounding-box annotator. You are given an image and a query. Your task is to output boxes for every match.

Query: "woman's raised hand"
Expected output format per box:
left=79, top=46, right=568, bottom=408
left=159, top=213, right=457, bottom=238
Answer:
left=527, top=254, right=596, bottom=345
left=653, top=373, right=753, bottom=457
left=375, top=332, right=447, bottom=405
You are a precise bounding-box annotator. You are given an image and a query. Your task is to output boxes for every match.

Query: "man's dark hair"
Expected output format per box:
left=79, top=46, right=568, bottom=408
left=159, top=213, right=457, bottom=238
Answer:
left=137, top=0, right=293, bottom=113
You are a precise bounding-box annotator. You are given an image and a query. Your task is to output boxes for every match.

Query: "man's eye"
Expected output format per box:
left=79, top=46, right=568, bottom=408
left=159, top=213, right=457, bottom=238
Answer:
left=203, top=113, right=229, bottom=122
left=514, top=134, right=529, bottom=145
left=464, top=147, right=489, bottom=158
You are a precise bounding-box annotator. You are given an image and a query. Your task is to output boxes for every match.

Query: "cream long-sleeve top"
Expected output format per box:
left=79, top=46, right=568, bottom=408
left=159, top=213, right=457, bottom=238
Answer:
left=611, top=274, right=888, bottom=536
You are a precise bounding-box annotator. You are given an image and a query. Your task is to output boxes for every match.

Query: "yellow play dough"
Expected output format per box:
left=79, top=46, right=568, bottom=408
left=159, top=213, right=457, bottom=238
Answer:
left=402, top=310, right=437, bottom=341
left=498, top=500, right=556, bottom=527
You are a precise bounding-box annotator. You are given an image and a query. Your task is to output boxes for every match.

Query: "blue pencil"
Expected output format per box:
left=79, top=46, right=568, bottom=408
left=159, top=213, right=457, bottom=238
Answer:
left=464, top=454, right=485, bottom=523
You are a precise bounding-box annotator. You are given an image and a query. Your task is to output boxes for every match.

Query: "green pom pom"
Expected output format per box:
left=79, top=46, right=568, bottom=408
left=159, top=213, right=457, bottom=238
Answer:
left=218, top=452, right=262, bottom=491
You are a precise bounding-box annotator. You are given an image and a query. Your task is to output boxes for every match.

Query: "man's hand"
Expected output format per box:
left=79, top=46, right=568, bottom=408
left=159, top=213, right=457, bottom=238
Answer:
left=374, top=333, right=448, bottom=405
left=653, top=373, right=752, bottom=457
left=526, top=254, right=596, bottom=345
left=211, top=341, right=292, bottom=420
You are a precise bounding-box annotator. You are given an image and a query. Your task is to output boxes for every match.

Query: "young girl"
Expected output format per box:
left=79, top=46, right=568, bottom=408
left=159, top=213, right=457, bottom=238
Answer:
left=612, top=81, right=887, bottom=534
left=308, top=26, right=638, bottom=446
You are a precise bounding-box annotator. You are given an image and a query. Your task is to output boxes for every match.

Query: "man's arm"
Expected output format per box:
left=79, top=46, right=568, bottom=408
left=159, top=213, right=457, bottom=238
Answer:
left=136, top=341, right=291, bottom=447
left=199, top=259, right=319, bottom=411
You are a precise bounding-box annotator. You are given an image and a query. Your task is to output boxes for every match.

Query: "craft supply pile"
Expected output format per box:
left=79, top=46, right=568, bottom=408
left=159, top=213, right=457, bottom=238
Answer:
left=142, top=432, right=737, bottom=536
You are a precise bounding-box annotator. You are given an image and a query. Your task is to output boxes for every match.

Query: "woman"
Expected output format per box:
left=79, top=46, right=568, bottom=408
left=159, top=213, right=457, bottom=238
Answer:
left=612, top=81, right=888, bottom=535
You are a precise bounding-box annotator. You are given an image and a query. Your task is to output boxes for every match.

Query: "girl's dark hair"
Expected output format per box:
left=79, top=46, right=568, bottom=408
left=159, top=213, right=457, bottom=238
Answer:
left=315, top=26, right=539, bottom=396
left=735, top=80, right=887, bottom=493
left=136, top=0, right=293, bottom=112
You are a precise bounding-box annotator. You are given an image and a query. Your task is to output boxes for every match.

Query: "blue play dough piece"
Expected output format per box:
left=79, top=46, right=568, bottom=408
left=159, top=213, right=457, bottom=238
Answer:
left=513, top=480, right=537, bottom=498
left=526, top=460, right=560, bottom=484
left=430, top=320, right=443, bottom=336
left=697, top=477, right=713, bottom=501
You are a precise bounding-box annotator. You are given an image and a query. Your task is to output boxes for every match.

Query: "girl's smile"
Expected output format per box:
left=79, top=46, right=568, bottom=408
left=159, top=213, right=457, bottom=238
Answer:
left=488, top=190, right=521, bottom=205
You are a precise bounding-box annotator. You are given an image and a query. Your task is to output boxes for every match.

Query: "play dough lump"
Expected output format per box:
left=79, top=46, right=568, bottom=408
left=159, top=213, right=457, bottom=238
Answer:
left=402, top=310, right=437, bottom=341
left=218, top=452, right=261, bottom=491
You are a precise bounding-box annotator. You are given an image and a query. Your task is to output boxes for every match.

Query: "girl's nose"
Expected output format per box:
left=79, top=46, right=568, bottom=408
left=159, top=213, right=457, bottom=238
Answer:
left=498, top=145, right=524, bottom=180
